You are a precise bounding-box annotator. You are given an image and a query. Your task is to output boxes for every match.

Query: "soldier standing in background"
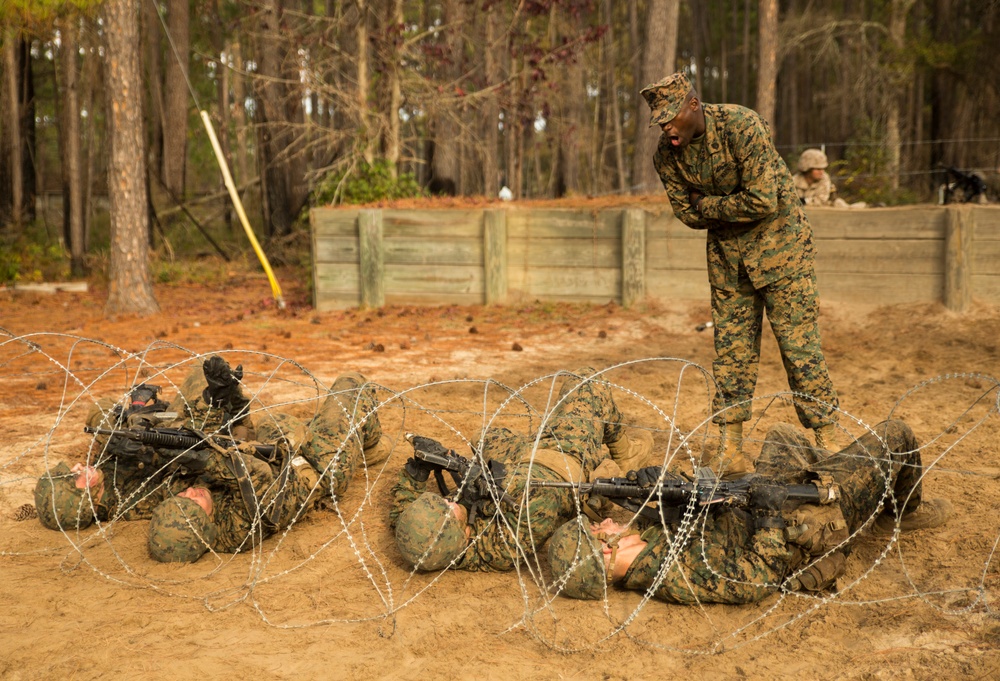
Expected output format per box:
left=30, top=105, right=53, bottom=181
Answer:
left=640, top=72, right=842, bottom=475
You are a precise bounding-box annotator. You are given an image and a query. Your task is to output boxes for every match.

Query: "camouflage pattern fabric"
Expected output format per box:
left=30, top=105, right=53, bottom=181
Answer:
left=148, top=496, right=219, bottom=562
left=622, top=511, right=790, bottom=605
left=33, top=462, right=96, bottom=530
left=794, top=170, right=839, bottom=207
left=651, top=101, right=838, bottom=429
left=395, top=492, right=469, bottom=570
left=711, top=267, right=838, bottom=428
left=390, top=368, right=623, bottom=572
left=619, top=419, right=924, bottom=605
left=639, top=72, right=692, bottom=128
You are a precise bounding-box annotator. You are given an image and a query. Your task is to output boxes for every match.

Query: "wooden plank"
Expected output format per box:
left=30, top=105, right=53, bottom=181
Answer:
left=506, top=208, right=622, bottom=239
left=972, top=241, right=1000, bottom=275
left=621, top=208, right=646, bottom=308
left=813, top=239, right=944, bottom=275
left=315, top=291, right=362, bottom=311
left=384, top=265, right=483, bottom=295
left=646, top=270, right=710, bottom=300
left=971, top=206, right=1000, bottom=238
left=807, top=206, right=946, bottom=240
left=315, top=266, right=360, bottom=290
left=507, top=239, right=621, bottom=268
left=359, top=210, right=384, bottom=308
left=311, top=208, right=361, bottom=237
left=944, top=205, right=973, bottom=311
left=314, top=237, right=360, bottom=263
left=384, top=291, right=482, bottom=306
left=383, top=237, right=482, bottom=265
left=514, top=267, right=620, bottom=298
left=382, top=209, right=483, bottom=239
left=484, top=209, right=508, bottom=304
left=815, top=272, right=941, bottom=305
left=970, top=274, right=1000, bottom=304
left=645, top=238, right=708, bottom=270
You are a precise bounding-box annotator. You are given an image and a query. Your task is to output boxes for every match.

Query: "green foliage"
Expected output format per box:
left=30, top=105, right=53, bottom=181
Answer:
left=313, top=160, right=426, bottom=206
left=0, top=225, right=71, bottom=284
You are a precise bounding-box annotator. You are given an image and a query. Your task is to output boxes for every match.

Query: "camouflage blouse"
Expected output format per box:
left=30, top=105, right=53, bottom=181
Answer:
left=653, top=102, right=816, bottom=291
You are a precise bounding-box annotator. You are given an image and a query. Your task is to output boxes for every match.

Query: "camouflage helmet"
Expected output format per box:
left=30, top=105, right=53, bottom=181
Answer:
left=395, top=493, right=468, bottom=571
left=639, top=72, right=693, bottom=128
left=798, top=148, right=829, bottom=172
left=548, top=520, right=606, bottom=600
left=148, top=496, right=218, bottom=563
left=33, top=462, right=96, bottom=530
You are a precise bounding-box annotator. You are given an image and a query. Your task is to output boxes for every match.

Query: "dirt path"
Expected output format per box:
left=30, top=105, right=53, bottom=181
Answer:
left=2, top=275, right=999, bottom=680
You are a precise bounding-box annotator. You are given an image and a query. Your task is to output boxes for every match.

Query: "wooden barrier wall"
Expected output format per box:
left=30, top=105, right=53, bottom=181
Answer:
left=311, top=205, right=1000, bottom=311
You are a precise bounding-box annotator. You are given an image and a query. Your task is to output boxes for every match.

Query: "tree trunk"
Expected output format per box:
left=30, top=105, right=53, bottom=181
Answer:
left=380, top=0, right=403, bottom=175
left=355, top=0, right=373, bottom=163
left=144, top=0, right=164, bottom=187
left=885, top=0, right=915, bottom=192
left=482, top=9, right=501, bottom=198
left=756, top=0, right=778, bottom=130
left=103, top=0, right=160, bottom=316
left=2, top=29, right=23, bottom=226
left=429, top=0, right=464, bottom=195
left=601, top=0, right=626, bottom=193
left=162, top=0, right=190, bottom=198
left=632, top=0, right=680, bottom=194
left=58, top=13, right=86, bottom=276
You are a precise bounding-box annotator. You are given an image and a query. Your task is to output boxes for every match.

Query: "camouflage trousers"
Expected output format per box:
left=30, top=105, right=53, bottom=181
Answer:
left=755, top=419, right=923, bottom=534
left=255, top=372, right=382, bottom=499
left=389, top=368, right=625, bottom=572
left=711, top=266, right=838, bottom=429
left=623, top=516, right=791, bottom=605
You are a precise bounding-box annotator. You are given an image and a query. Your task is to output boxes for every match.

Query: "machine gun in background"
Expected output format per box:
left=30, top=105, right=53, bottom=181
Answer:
left=938, top=164, right=987, bottom=204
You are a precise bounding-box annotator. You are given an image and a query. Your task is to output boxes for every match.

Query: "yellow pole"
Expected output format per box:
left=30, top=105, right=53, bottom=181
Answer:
left=199, top=110, right=285, bottom=309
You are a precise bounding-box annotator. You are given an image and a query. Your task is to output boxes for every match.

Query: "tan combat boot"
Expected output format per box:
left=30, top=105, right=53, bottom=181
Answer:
left=813, top=423, right=845, bottom=452
left=702, top=423, right=753, bottom=480
left=362, top=435, right=394, bottom=467
left=873, top=498, right=953, bottom=535
left=607, top=429, right=656, bottom=471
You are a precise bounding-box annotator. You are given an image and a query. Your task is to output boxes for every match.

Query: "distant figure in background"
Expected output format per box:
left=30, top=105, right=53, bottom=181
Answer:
left=795, top=149, right=845, bottom=207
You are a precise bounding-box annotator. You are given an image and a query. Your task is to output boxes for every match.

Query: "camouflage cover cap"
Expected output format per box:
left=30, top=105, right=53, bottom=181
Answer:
left=640, top=72, right=693, bottom=128
left=148, top=496, right=217, bottom=563
left=395, top=492, right=467, bottom=571
left=548, top=520, right=606, bottom=600
left=798, top=148, right=829, bottom=172
left=33, top=462, right=95, bottom=530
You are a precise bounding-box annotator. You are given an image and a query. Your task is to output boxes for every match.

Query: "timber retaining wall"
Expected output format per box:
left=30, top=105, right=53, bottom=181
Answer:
left=310, top=204, right=1000, bottom=311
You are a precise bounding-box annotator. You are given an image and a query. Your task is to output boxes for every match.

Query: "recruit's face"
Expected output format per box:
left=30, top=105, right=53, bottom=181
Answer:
left=179, top=486, right=215, bottom=517
left=659, top=95, right=703, bottom=149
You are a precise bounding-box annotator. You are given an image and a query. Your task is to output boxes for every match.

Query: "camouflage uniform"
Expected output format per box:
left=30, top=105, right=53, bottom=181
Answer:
left=620, top=420, right=923, bottom=604
left=175, top=372, right=383, bottom=554
left=34, top=398, right=193, bottom=531
left=649, top=86, right=838, bottom=429
left=793, top=170, right=839, bottom=207
left=390, top=368, right=625, bottom=572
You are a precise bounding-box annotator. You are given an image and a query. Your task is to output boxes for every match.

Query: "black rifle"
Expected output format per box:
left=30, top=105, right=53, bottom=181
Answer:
left=530, top=473, right=837, bottom=524
left=940, top=164, right=987, bottom=204
left=85, top=426, right=277, bottom=466
left=407, top=433, right=515, bottom=524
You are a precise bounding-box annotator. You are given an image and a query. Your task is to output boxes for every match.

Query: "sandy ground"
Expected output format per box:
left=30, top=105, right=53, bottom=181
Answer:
left=2, top=270, right=1000, bottom=680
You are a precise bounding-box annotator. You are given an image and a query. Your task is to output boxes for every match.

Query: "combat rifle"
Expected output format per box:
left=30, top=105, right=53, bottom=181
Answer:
left=530, top=471, right=839, bottom=524
left=406, top=433, right=515, bottom=523
left=85, top=425, right=277, bottom=466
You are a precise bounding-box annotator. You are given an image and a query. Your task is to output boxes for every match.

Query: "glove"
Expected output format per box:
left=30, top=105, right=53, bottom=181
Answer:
left=202, top=356, right=245, bottom=409
left=404, top=456, right=434, bottom=483
left=749, top=480, right=788, bottom=530
left=626, top=466, right=664, bottom=488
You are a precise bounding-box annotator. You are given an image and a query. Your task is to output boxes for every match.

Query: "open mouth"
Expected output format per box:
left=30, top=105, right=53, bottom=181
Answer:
left=669, top=135, right=681, bottom=146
